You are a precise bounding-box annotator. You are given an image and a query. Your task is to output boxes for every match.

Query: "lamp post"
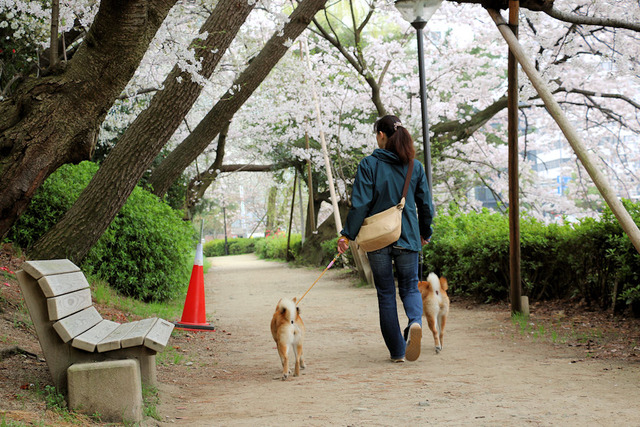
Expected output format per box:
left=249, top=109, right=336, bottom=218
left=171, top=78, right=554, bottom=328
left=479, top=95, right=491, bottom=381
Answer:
left=395, top=0, right=442, bottom=198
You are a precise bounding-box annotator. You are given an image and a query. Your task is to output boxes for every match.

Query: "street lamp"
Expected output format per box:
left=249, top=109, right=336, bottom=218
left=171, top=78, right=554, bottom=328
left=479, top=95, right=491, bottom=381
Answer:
left=394, top=0, right=442, bottom=198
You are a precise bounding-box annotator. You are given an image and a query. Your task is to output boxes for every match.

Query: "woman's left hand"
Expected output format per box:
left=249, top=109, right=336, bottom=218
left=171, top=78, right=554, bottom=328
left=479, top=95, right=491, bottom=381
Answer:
left=421, top=236, right=431, bottom=246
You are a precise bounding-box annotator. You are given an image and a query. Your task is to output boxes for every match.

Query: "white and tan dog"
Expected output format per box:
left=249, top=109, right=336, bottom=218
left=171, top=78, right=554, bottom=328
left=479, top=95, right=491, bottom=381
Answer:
left=418, top=273, right=450, bottom=354
left=270, top=297, right=305, bottom=380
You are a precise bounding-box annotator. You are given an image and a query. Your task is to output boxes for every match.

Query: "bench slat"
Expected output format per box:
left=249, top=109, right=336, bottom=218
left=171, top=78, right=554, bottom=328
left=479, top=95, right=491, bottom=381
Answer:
left=144, top=318, right=175, bottom=352
left=97, top=322, right=137, bottom=352
left=38, top=271, right=90, bottom=298
left=72, top=320, right=121, bottom=352
left=121, top=318, right=158, bottom=349
left=53, top=306, right=103, bottom=343
left=21, top=259, right=81, bottom=281
left=47, top=288, right=92, bottom=321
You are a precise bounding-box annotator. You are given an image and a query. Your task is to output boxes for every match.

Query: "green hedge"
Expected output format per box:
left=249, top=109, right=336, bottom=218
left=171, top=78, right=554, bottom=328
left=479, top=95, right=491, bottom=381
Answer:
left=8, top=162, right=195, bottom=302
left=203, top=237, right=262, bottom=257
left=254, top=234, right=302, bottom=261
left=422, top=202, right=640, bottom=314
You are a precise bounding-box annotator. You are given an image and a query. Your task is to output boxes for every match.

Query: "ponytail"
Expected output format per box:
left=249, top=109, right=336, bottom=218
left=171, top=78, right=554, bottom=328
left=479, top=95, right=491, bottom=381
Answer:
left=374, top=115, right=415, bottom=164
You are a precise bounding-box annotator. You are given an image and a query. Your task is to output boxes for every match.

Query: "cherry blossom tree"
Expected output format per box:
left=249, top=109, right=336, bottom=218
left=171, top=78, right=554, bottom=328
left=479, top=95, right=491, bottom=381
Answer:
left=229, top=0, right=640, bottom=226
left=0, top=0, right=177, bottom=238
left=2, top=0, right=639, bottom=262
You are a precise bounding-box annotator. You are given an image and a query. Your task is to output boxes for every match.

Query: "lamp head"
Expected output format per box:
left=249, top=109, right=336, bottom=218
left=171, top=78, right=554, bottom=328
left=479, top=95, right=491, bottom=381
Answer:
left=394, top=0, right=442, bottom=25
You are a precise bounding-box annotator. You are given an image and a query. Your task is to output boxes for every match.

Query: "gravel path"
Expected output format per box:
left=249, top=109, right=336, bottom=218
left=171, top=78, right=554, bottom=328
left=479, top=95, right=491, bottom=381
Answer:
left=154, top=254, right=640, bottom=426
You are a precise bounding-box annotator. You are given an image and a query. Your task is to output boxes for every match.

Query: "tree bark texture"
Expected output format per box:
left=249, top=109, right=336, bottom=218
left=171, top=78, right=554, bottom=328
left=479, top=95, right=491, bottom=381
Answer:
left=147, top=0, right=329, bottom=197
left=29, top=0, right=255, bottom=262
left=0, top=0, right=177, bottom=239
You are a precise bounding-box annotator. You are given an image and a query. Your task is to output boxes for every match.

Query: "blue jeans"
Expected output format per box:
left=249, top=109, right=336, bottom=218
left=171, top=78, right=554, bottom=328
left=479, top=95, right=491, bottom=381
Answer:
left=367, top=246, right=423, bottom=359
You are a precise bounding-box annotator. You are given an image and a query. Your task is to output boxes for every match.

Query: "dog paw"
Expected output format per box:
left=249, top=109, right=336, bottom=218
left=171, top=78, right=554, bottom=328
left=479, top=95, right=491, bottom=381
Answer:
left=281, top=373, right=289, bottom=381
left=435, top=346, right=442, bottom=354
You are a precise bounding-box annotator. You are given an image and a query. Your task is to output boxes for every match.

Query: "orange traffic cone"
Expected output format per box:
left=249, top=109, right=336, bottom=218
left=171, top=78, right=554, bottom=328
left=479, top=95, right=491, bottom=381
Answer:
left=174, top=241, right=215, bottom=331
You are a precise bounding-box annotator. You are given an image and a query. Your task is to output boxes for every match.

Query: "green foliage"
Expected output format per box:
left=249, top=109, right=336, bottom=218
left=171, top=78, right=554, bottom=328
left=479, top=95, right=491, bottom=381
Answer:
left=203, top=237, right=262, bottom=257
left=8, top=162, right=97, bottom=249
left=422, top=207, right=511, bottom=302
left=41, top=385, right=66, bottom=413
left=8, top=162, right=195, bottom=302
left=422, top=201, right=640, bottom=313
left=320, top=237, right=348, bottom=267
left=83, top=187, right=195, bottom=302
left=255, top=234, right=302, bottom=260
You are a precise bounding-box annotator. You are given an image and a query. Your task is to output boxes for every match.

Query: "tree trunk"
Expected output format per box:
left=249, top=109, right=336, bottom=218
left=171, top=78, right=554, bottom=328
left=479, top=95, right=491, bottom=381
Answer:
left=185, top=121, right=231, bottom=215
left=29, top=0, right=255, bottom=262
left=266, top=187, right=278, bottom=233
left=50, top=0, right=60, bottom=69
left=147, top=0, right=329, bottom=197
left=0, top=0, right=177, bottom=239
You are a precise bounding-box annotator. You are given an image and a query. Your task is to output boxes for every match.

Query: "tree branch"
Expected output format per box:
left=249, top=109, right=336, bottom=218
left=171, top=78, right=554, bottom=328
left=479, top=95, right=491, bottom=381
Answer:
left=0, top=346, right=39, bottom=361
left=555, top=87, right=640, bottom=110
left=544, top=7, right=640, bottom=32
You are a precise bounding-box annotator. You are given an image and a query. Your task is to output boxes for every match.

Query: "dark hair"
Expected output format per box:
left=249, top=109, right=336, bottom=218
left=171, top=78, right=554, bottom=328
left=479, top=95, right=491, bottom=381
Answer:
left=374, top=115, right=415, bottom=164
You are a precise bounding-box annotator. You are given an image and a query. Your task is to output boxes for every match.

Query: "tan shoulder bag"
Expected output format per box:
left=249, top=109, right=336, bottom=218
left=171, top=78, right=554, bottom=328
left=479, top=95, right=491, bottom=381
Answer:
left=355, top=160, right=414, bottom=252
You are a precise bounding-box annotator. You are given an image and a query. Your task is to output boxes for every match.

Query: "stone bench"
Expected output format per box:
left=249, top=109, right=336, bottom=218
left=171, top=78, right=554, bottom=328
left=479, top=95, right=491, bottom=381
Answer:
left=16, top=259, right=174, bottom=396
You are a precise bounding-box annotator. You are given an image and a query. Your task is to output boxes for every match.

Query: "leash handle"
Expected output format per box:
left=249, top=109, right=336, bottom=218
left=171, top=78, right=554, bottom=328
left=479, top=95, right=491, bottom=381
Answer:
left=296, top=254, right=339, bottom=305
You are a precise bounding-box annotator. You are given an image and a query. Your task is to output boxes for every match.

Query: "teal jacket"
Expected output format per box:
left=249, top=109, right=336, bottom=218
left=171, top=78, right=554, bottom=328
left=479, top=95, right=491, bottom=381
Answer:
left=341, top=149, right=433, bottom=252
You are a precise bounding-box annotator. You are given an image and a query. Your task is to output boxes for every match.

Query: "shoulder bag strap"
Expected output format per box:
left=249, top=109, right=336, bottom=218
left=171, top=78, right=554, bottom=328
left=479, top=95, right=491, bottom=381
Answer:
left=400, top=160, right=414, bottom=201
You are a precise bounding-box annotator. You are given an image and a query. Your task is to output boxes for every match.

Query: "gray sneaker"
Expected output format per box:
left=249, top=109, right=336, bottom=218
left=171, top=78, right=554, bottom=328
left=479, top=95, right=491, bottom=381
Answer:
left=405, top=323, right=422, bottom=361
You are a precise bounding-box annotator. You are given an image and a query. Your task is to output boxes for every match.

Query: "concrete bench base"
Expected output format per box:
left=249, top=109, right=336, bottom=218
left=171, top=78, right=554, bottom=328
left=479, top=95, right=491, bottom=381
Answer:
left=68, top=360, right=143, bottom=423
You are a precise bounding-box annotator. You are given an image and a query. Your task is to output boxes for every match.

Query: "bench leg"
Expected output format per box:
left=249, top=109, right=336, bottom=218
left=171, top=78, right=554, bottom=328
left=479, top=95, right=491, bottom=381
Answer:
left=68, top=360, right=143, bottom=423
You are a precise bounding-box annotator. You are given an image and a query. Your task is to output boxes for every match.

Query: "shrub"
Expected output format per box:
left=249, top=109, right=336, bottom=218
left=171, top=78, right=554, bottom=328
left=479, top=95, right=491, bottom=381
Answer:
left=422, top=201, right=640, bottom=314
left=7, top=162, right=97, bottom=249
left=8, top=162, right=195, bottom=302
left=83, top=188, right=195, bottom=302
left=320, top=237, right=348, bottom=267
left=203, top=237, right=262, bottom=257
left=255, top=234, right=302, bottom=260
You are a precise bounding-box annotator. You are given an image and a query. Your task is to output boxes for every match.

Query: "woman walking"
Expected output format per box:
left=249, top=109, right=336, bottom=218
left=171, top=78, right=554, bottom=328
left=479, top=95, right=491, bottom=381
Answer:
left=337, top=115, right=433, bottom=362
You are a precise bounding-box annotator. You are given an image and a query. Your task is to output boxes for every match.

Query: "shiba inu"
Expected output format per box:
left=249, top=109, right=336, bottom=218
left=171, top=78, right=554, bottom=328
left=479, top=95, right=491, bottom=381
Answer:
left=270, top=297, right=305, bottom=380
left=418, top=273, right=450, bottom=354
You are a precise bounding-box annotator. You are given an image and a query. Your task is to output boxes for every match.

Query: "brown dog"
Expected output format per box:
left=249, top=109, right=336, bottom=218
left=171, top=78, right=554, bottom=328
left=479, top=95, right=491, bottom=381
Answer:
left=418, top=273, right=450, bottom=354
left=270, top=297, right=305, bottom=380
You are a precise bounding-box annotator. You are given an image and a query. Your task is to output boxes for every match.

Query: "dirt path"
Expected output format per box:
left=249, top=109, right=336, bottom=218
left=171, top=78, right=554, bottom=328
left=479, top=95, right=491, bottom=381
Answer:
left=154, top=254, right=640, bottom=426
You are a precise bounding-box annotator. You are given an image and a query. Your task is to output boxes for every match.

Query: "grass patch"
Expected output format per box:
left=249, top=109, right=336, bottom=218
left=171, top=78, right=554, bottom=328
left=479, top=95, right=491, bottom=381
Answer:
left=91, top=278, right=183, bottom=320
left=143, top=384, right=161, bottom=421
left=156, top=343, right=186, bottom=366
left=89, top=256, right=213, bottom=321
left=0, top=416, right=28, bottom=426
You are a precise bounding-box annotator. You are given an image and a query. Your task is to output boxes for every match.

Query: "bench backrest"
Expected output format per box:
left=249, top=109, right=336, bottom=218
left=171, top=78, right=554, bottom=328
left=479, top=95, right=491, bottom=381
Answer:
left=18, top=259, right=174, bottom=353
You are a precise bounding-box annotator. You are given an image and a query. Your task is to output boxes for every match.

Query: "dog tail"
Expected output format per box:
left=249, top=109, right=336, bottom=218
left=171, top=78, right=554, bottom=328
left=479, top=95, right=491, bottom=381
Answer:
left=440, top=276, right=449, bottom=292
left=427, top=272, right=442, bottom=295
left=276, top=298, right=297, bottom=323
